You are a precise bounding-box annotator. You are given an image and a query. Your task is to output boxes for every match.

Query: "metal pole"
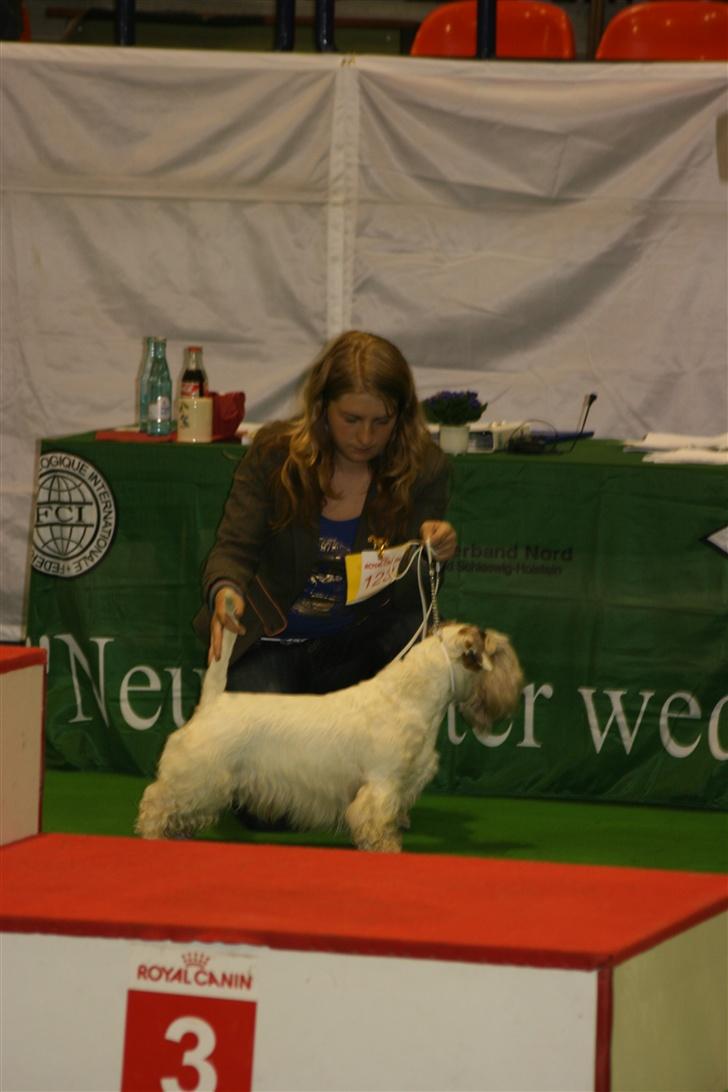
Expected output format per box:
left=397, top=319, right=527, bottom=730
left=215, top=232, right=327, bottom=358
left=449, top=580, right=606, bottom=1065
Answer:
left=587, top=0, right=606, bottom=58
left=475, top=0, right=496, bottom=57
left=115, top=0, right=136, bottom=44
left=274, top=0, right=295, bottom=49
left=315, top=0, right=336, bottom=51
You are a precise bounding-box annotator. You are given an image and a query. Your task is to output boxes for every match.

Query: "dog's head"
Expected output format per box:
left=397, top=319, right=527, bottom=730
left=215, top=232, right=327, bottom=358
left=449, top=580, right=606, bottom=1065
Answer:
left=439, top=623, right=524, bottom=732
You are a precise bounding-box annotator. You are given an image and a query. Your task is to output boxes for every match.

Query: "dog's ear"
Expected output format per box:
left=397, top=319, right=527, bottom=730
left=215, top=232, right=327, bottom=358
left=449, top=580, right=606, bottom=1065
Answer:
left=483, top=629, right=511, bottom=665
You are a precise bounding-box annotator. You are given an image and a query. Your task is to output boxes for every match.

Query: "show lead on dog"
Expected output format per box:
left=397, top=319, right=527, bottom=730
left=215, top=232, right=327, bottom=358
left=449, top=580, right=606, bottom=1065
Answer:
left=195, top=330, right=458, bottom=695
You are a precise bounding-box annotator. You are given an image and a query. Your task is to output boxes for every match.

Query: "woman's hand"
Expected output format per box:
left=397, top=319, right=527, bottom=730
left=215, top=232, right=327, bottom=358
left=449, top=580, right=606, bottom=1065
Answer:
left=420, top=520, right=457, bottom=562
left=209, top=587, right=246, bottom=664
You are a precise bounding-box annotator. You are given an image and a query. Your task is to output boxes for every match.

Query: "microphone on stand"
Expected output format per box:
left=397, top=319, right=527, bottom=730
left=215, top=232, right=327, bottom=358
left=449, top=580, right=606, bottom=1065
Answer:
left=578, top=393, right=598, bottom=434
left=563, top=392, right=598, bottom=452
left=507, top=393, right=599, bottom=455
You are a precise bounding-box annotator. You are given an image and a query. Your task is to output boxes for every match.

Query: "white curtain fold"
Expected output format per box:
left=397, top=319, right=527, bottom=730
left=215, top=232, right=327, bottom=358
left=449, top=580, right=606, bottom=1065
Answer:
left=1, top=45, right=726, bottom=638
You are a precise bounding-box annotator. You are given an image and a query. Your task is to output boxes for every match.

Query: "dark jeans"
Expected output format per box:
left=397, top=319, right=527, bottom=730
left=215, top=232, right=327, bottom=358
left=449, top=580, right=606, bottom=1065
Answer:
left=225, top=608, right=422, bottom=695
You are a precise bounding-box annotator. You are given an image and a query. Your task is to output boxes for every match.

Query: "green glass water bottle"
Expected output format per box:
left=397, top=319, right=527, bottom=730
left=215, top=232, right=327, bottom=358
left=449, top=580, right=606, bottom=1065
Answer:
left=138, top=336, right=156, bottom=434
left=147, top=338, right=172, bottom=437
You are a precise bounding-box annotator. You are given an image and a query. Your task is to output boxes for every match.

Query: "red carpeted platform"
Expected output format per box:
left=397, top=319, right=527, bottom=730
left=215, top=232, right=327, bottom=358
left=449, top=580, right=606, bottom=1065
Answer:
left=2, top=834, right=726, bottom=1091
left=2, top=833, right=725, bottom=966
left=0, top=646, right=47, bottom=672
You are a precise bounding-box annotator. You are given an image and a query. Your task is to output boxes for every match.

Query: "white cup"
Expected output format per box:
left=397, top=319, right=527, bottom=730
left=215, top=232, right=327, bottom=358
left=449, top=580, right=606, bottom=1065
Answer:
left=177, top=396, right=213, bottom=443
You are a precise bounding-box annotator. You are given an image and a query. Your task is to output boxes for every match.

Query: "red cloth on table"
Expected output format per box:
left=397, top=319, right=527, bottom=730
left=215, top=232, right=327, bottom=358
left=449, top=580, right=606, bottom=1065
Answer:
left=95, top=392, right=246, bottom=443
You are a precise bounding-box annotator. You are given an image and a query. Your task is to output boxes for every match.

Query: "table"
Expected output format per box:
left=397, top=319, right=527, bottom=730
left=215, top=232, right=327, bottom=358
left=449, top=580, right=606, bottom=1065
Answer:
left=26, top=433, right=727, bottom=809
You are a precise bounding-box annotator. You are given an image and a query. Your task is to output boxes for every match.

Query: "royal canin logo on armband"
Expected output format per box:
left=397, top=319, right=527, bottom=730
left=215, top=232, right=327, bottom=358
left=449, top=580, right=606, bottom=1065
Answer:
left=32, top=451, right=117, bottom=578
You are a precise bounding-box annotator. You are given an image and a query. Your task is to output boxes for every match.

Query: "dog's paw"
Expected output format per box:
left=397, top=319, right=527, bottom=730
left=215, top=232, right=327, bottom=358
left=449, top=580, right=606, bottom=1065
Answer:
left=357, top=830, right=402, bottom=853
left=374, top=834, right=402, bottom=853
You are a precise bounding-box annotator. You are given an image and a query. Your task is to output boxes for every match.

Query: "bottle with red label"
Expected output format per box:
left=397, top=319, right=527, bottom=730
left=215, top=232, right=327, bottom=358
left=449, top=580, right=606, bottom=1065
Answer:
left=180, top=345, right=208, bottom=398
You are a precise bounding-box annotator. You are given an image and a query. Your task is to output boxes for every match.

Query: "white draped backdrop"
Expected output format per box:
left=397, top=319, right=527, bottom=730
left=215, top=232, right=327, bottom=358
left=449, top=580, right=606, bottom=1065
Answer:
left=1, top=44, right=727, bottom=639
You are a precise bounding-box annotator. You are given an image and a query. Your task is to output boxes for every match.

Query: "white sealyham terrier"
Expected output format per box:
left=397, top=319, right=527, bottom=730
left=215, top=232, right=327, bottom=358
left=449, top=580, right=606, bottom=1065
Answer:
left=136, top=623, right=524, bottom=852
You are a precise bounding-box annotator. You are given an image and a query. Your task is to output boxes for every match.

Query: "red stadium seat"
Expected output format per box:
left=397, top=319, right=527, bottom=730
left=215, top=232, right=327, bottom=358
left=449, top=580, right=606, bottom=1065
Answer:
left=20, top=3, right=32, bottom=39
left=596, top=1, right=728, bottom=60
left=410, top=0, right=576, bottom=59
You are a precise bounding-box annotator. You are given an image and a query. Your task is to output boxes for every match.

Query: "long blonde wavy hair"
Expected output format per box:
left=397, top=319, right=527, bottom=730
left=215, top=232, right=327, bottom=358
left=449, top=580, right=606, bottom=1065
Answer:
left=255, top=330, right=434, bottom=538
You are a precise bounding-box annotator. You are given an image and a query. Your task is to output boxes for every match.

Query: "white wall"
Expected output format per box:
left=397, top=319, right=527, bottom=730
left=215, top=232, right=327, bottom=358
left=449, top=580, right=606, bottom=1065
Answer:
left=2, top=45, right=726, bottom=638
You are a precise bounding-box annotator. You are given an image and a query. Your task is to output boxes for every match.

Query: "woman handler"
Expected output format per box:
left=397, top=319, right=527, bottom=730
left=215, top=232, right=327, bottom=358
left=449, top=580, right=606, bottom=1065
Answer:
left=195, top=330, right=457, bottom=695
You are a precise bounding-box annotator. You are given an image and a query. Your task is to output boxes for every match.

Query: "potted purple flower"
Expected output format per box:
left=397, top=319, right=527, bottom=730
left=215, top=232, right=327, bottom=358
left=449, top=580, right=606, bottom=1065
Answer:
left=421, top=390, right=487, bottom=453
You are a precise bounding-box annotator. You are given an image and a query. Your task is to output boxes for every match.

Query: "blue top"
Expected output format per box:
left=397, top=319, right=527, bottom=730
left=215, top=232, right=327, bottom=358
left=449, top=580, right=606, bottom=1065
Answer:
left=283, top=515, right=360, bottom=638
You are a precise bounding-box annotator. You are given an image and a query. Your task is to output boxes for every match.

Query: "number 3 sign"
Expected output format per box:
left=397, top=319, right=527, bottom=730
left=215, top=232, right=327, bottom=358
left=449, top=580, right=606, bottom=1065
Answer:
left=121, top=990, right=256, bottom=1092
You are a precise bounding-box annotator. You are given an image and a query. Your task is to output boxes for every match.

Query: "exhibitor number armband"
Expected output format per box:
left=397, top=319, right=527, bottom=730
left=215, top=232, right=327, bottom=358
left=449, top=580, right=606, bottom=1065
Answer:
left=344, top=541, right=420, bottom=605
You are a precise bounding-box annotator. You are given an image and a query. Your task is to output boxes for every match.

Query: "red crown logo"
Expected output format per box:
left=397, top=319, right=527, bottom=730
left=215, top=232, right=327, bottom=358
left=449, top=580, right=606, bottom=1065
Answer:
left=182, top=952, right=210, bottom=970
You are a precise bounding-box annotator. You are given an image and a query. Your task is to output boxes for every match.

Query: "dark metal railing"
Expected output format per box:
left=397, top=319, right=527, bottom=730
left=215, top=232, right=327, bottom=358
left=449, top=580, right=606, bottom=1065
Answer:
left=314, top=0, right=336, bottom=50
left=115, top=0, right=135, bottom=42
left=114, top=0, right=497, bottom=54
left=274, top=0, right=295, bottom=47
left=475, top=0, right=497, bottom=57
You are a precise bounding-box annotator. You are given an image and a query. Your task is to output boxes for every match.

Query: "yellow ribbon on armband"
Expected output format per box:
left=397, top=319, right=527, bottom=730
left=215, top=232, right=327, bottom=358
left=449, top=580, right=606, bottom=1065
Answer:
left=345, top=541, right=419, bottom=605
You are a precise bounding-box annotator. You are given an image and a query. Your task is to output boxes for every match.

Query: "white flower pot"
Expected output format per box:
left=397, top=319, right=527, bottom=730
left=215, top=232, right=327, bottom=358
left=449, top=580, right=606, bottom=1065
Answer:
left=439, top=425, right=470, bottom=454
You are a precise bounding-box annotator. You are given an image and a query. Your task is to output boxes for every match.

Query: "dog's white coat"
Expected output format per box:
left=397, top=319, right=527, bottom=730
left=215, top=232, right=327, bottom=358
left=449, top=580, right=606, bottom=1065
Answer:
left=136, top=623, right=523, bottom=852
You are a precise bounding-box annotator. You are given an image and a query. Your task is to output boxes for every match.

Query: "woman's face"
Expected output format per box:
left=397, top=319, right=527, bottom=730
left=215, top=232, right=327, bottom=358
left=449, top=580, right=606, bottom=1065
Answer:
left=326, top=391, right=397, bottom=466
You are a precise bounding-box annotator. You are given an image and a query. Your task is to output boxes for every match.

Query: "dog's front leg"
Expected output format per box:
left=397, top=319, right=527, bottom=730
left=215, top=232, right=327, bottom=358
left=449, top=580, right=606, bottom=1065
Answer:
left=345, top=781, right=402, bottom=853
left=397, top=747, right=439, bottom=832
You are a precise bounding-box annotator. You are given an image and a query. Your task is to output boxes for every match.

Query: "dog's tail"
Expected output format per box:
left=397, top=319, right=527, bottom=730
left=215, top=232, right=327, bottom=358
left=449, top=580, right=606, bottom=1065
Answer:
left=197, top=596, right=238, bottom=709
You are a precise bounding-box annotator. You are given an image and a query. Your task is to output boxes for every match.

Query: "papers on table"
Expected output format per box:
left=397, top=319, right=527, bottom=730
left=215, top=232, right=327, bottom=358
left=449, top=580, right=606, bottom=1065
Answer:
left=642, top=449, right=728, bottom=465
left=624, top=432, right=728, bottom=465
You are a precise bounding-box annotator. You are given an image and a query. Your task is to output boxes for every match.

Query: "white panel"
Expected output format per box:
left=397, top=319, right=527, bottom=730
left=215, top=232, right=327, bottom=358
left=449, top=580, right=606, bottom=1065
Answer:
left=0, top=664, right=43, bottom=845
left=612, top=911, right=728, bottom=1092
left=1, top=934, right=131, bottom=1092
left=0, top=932, right=598, bottom=1092
left=254, top=946, right=597, bottom=1091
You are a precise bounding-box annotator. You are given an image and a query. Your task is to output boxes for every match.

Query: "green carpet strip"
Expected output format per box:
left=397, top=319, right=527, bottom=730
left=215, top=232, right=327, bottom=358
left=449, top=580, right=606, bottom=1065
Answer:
left=41, top=771, right=728, bottom=874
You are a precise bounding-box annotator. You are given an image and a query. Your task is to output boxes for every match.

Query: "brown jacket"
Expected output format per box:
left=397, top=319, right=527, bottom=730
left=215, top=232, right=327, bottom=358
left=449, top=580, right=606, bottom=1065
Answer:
left=193, top=438, right=451, bottom=663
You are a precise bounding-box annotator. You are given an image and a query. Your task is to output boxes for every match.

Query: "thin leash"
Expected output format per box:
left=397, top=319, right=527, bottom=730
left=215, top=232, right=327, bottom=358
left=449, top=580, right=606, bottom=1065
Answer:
left=425, top=540, right=459, bottom=738
left=426, top=539, right=442, bottom=632
left=393, top=540, right=458, bottom=735
left=392, top=539, right=440, bottom=658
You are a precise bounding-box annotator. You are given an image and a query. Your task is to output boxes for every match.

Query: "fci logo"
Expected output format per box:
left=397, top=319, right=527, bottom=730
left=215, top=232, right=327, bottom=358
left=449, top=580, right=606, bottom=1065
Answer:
left=32, top=451, right=117, bottom=579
